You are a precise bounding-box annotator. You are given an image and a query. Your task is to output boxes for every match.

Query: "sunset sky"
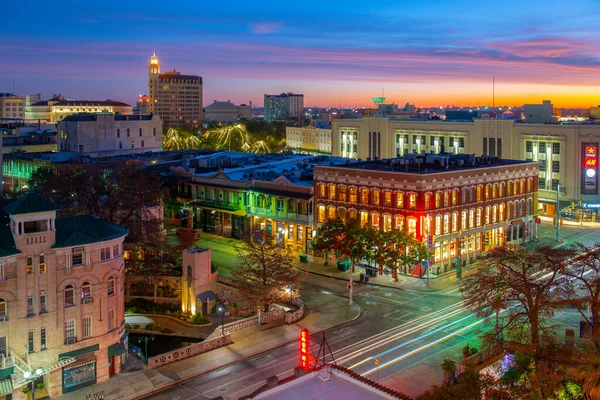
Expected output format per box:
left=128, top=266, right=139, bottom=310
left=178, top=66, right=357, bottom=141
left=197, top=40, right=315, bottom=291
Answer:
left=2, top=0, right=600, bottom=108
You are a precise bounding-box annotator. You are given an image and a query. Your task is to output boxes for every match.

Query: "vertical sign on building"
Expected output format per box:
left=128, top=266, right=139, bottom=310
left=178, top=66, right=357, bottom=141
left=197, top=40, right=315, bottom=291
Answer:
left=582, top=143, right=598, bottom=195
left=300, top=328, right=309, bottom=371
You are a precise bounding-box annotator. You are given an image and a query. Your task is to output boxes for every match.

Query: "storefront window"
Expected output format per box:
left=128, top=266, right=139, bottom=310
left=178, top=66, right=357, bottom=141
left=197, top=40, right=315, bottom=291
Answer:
left=371, top=213, right=380, bottom=230
left=63, top=360, right=96, bottom=391
left=338, top=186, right=347, bottom=202
left=360, top=211, right=369, bottom=227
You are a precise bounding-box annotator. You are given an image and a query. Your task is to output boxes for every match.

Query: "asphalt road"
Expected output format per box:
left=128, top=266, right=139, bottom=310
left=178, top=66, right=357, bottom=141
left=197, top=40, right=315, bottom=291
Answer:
left=141, top=273, right=463, bottom=400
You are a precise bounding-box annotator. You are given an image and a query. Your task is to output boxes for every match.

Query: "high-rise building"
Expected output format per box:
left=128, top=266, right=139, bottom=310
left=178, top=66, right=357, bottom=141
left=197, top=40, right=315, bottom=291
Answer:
left=135, top=95, right=151, bottom=115
left=0, top=93, right=25, bottom=120
left=263, top=93, right=304, bottom=122
left=148, top=53, right=203, bottom=127
left=0, top=192, right=129, bottom=397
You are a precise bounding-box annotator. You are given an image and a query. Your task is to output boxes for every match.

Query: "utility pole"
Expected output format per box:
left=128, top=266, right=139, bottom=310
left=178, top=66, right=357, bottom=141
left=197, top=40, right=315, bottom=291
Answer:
left=556, top=183, right=560, bottom=242
left=349, top=261, right=353, bottom=306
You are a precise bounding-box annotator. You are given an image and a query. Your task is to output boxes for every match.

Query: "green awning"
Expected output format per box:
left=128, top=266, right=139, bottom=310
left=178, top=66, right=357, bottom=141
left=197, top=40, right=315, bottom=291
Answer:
left=59, top=343, right=99, bottom=359
left=108, top=343, right=127, bottom=358
left=0, top=377, right=13, bottom=396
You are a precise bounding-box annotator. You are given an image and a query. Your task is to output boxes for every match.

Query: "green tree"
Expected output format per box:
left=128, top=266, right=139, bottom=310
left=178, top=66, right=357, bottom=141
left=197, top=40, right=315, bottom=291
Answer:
left=28, top=166, right=54, bottom=192
left=313, top=217, right=346, bottom=265
left=236, top=227, right=299, bottom=311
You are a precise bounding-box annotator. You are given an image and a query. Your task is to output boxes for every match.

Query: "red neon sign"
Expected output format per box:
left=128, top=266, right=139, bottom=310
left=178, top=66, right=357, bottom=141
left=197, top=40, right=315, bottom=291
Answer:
left=299, top=328, right=315, bottom=371
left=300, top=328, right=309, bottom=370
left=586, top=158, right=598, bottom=167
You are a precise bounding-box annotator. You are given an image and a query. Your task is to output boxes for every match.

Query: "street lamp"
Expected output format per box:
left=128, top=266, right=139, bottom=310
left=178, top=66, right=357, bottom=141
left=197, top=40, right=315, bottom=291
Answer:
left=217, top=304, right=226, bottom=336
left=23, top=368, right=44, bottom=400
left=285, top=287, right=293, bottom=303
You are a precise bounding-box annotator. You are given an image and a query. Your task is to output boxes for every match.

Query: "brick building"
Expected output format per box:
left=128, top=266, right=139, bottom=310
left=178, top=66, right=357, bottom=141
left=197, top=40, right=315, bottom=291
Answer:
left=0, top=193, right=128, bottom=398
left=314, top=154, right=539, bottom=274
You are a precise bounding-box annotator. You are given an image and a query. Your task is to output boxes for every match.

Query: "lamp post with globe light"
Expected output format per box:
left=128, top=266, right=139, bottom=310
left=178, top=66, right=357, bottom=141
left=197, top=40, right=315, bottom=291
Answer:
left=23, top=368, right=43, bottom=400
left=217, top=304, right=226, bottom=336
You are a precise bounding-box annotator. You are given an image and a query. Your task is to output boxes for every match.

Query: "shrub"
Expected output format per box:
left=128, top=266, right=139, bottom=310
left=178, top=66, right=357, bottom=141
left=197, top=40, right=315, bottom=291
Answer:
left=190, top=313, right=209, bottom=325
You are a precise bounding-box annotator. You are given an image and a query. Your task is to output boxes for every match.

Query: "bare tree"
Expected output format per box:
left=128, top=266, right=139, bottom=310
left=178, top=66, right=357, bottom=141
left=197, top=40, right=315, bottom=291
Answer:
left=460, top=245, right=574, bottom=356
left=236, top=227, right=299, bottom=311
left=564, top=243, right=600, bottom=342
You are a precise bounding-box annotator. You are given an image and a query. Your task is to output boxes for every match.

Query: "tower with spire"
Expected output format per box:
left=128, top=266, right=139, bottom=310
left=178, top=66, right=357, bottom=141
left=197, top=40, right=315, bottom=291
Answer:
left=149, top=52, right=160, bottom=114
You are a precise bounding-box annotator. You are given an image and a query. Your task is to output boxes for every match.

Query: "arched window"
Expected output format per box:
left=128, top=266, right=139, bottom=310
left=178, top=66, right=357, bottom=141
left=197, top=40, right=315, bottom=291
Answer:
left=348, top=209, right=358, bottom=220
left=492, top=205, right=497, bottom=223
left=107, top=277, right=115, bottom=297
left=327, top=206, right=336, bottom=221
left=452, top=212, right=458, bottom=232
left=527, top=198, right=532, bottom=215
left=507, top=202, right=512, bottom=220
left=81, top=282, right=92, bottom=304
left=65, top=285, right=75, bottom=307
left=520, top=179, right=526, bottom=194
left=527, top=178, right=533, bottom=193
left=476, top=185, right=483, bottom=202
left=492, top=183, right=498, bottom=199
left=360, top=188, right=369, bottom=204
left=360, top=211, right=369, bottom=227
left=435, top=215, right=441, bottom=235
left=383, top=214, right=392, bottom=232
left=394, top=215, right=404, bottom=230
left=485, top=184, right=491, bottom=200
left=499, top=203, right=505, bottom=221
left=485, top=206, right=490, bottom=224
left=461, top=211, right=467, bottom=229
left=499, top=182, right=505, bottom=197
left=328, top=185, right=336, bottom=200
left=444, top=191, right=450, bottom=207
left=443, top=214, right=450, bottom=234
left=336, top=207, right=347, bottom=222
left=372, top=189, right=380, bottom=206
left=468, top=209, right=474, bottom=228
left=407, top=218, right=417, bottom=237
left=476, top=208, right=482, bottom=227
left=317, top=205, right=326, bottom=223
left=519, top=199, right=525, bottom=217
left=371, top=212, right=380, bottom=230
left=0, top=298, right=6, bottom=320
left=338, top=186, right=347, bottom=202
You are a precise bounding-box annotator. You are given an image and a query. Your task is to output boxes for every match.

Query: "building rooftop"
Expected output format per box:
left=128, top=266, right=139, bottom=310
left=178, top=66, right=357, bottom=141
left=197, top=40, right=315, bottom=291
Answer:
left=54, top=215, right=129, bottom=248
left=205, top=100, right=248, bottom=110
left=52, top=100, right=131, bottom=107
left=3, top=192, right=60, bottom=215
left=335, top=154, right=535, bottom=175
left=61, top=114, right=154, bottom=122
left=256, top=365, right=410, bottom=400
left=191, top=152, right=349, bottom=187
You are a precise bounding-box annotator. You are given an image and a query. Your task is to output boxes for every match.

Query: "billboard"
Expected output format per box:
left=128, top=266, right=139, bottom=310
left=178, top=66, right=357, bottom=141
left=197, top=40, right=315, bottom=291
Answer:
left=582, top=143, right=599, bottom=195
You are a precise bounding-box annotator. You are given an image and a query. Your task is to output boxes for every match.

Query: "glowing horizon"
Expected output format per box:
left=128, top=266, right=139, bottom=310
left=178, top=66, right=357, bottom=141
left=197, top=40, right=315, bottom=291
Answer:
left=1, top=1, right=599, bottom=109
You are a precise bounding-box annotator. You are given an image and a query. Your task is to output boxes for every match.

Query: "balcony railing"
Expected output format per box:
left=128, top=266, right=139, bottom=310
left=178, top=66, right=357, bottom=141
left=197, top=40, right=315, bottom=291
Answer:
left=247, top=207, right=313, bottom=224
left=193, top=198, right=241, bottom=211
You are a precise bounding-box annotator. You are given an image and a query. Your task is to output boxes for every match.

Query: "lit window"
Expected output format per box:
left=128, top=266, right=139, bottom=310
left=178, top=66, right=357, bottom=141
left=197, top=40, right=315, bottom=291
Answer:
left=27, top=257, right=33, bottom=276
left=396, top=192, right=404, bottom=208
left=408, top=193, right=417, bottom=210
left=372, top=190, right=380, bottom=206
left=39, top=254, right=46, bottom=274
left=360, top=188, right=369, bottom=204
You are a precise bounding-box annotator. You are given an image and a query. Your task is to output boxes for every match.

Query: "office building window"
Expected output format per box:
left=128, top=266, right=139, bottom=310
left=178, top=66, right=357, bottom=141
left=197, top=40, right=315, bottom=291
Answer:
left=28, top=330, right=34, bottom=353
left=108, top=309, right=115, bottom=331
left=498, top=138, right=502, bottom=158
left=72, top=247, right=83, bottom=266
left=82, top=282, right=92, bottom=304
left=107, top=277, right=115, bottom=296
left=139, top=128, right=142, bottom=136
left=483, top=138, right=488, bottom=156
left=153, top=127, right=156, bottom=136
left=27, top=297, right=34, bottom=316
left=40, top=291, right=47, bottom=313
left=39, top=254, right=46, bottom=274
left=117, top=129, right=120, bottom=138
left=82, top=316, right=92, bottom=339
left=126, top=128, right=130, bottom=137
left=41, top=328, right=47, bottom=350
left=553, top=142, right=560, bottom=154
left=64, top=285, right=75, bottom=307
left=552, top=161, right=560, bottom=173
left=100, top=247, right=110, bottom=261
left=526, top=141, right=533, bottom=153
left=141, top=140, right=144, bottom=148
left=119, top=142, right=122, bottom=149
left=65, top=320, right=75, bottom=341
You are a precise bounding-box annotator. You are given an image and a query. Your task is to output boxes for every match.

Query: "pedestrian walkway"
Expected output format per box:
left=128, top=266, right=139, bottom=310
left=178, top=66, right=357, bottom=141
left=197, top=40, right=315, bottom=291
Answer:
left=57, top=284, right=361, bottom=400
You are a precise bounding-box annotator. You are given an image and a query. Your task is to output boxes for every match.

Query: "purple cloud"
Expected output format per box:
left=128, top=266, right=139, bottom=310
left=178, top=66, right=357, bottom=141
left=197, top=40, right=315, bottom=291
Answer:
left=251, top=22, right=283, bottom=35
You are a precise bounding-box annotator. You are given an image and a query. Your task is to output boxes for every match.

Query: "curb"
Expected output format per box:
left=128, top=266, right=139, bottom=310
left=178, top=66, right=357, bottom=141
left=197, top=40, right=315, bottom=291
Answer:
left=296, top=265, right=445, bottom=293
left=133, top=295, right=363, bottom=400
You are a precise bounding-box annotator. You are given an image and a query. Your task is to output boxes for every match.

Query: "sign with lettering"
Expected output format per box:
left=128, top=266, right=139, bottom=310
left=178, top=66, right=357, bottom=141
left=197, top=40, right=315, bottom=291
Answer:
left=582, top=143, right=599, bottom=195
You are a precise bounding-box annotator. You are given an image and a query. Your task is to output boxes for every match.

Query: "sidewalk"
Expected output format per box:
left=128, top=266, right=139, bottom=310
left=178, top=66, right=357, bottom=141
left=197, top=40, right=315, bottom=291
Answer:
left=57, top=285, right=361, bottom=400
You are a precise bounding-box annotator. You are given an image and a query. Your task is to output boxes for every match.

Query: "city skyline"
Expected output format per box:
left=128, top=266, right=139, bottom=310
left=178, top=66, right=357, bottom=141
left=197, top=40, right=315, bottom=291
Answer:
left=2, top=0, right=600, bottom=108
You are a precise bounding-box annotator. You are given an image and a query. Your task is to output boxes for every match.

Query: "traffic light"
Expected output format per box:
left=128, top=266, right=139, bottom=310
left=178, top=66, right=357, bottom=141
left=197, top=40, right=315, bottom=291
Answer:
left=346, top=283, right=351, bottom=290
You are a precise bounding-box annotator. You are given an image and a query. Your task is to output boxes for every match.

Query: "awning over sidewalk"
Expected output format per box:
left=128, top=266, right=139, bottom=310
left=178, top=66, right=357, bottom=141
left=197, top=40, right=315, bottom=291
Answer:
left=108, top=343, right=127, bottom=358
left=197, top=290, right=217, bottom=303
left=0, top=377, right=12, bottom=396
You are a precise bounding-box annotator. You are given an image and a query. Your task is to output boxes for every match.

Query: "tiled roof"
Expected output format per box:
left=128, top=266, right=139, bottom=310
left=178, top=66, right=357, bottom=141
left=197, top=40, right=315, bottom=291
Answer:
left=0, top=200, right=19, bottom=257
left=54, top=215, right=128, bottom=248
left=3, top=193, right=60, bottom=215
